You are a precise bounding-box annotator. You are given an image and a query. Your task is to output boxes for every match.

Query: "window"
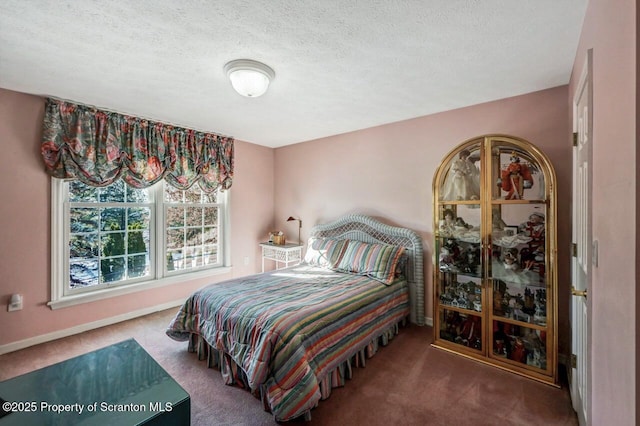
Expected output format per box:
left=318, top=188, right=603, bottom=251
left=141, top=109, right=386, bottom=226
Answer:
left=50, top=179, right=230, bottom=309
left=164, top=184, right=221, bottom=273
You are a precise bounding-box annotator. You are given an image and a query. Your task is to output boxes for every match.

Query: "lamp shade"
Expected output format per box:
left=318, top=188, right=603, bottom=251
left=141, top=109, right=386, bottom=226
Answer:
left=224, top=59, right=275, bottom=97
left=287, top=216, right=302, bottom=245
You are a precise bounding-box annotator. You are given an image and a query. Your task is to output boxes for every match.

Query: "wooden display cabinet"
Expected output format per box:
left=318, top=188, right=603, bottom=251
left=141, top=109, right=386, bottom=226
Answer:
left=432, top=134, right=558, bottom=386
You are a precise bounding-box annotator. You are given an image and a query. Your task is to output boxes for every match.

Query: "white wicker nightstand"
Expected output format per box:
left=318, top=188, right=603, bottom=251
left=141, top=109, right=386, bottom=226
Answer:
left=259, top=242, right=303, bottom=272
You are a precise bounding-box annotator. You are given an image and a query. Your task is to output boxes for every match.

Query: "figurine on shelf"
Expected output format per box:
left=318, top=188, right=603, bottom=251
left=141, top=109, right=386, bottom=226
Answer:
left=456, top=315, right=482, bottom=349
left=442, top=311, right=462, bottom=341
left=501, top=289, right=512, bottom=317
left=440, top=149, right=480, bottom=201
left=455, top=216, right=472, bottom=229
left=503, top=248, right=520, bottom=272
left=439, top=209, right=456, bottom=237
left=493, top=322, right=510, bottom=357
left=533, top=289, right=547, bottom=326
left=527, top=348, right=543, bottom=369
left=456, top=289, right=470, bottom=310
left=493, top=281, right=507, bottom=316
left=523, top=288, right=536, bottom=316
left=519, top=213, right=545, bottom=247
left=439, top=238, right=461, bottom=272
left=524, top=329, right=546, bottom=369
left=511, top=293, right=531, bottom=322
left=459, top=246, right=481, bottom=275
left=510, top=337, right=527, bottom=363
left=498, top=152, right=534, bottom=200
left=519, top=212, right=546, bottom=277
left=473, top=299, right=482, bottom=312
left=440, top=287, right=456, bottom=306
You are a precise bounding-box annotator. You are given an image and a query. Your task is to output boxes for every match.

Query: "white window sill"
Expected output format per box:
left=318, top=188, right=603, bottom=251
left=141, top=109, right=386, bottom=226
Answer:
left=48, top=266, right=232, bottom=310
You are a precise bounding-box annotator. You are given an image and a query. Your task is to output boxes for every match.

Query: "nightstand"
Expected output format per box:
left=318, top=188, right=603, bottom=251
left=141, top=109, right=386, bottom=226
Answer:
left=259, top=242, right=303, bottom=272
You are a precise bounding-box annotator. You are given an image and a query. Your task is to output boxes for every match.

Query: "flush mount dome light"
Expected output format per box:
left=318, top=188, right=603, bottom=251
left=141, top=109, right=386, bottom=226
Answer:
left=224, top=59, right=275, bottom=97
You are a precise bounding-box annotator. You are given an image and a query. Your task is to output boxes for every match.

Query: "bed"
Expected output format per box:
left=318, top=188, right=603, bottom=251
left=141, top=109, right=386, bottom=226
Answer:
left=166, top=214, right=424, bottom=421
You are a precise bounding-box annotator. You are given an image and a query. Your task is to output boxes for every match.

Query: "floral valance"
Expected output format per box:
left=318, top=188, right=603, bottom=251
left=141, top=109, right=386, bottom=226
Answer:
left=41, top=98, right=234, bottom=193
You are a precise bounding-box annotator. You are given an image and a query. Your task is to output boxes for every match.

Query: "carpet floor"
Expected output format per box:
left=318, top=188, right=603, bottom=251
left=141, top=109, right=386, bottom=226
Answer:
left=0, top=308, right=578, bottom=425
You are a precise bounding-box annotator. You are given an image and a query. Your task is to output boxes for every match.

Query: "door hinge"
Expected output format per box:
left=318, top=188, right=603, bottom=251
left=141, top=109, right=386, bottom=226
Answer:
left=572, top=132, right=578, bottom=146
left=571, top=353, right=577, bottom=369
left=571, top=243, right=577, bottom=257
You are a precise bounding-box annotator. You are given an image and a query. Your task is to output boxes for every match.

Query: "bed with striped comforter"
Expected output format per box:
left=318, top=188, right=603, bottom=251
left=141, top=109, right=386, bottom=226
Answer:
left=166, top=264, right=409, bottom=421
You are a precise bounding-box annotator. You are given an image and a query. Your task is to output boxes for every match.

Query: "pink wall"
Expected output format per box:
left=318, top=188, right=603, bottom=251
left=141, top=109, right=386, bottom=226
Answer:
left=274, top=86, right=572, bottom=353
left=569, top=0, right=636, bottom=423
left=0, top=88, right=275, bottom=347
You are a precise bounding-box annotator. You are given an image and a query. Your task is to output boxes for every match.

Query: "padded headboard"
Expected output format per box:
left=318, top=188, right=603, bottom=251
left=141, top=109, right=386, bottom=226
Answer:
left=309, top=214, right=425, bottom=326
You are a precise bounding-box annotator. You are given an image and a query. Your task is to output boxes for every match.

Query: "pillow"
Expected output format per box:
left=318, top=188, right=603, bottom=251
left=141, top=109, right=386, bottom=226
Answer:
left=395, top=253, right=409, bottom=279
left=335, top=240, right=406, bottom=285
left=303, top=237, right=347, bottom=268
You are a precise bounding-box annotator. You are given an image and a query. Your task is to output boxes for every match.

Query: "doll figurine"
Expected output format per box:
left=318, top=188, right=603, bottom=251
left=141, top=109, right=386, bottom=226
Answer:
left=440, top=238, right=461, bottom=272
left=443, top=311, right=462, bottom=341
left=459, top=246, right=481, bottom=275
left=519, top=212, right=546, bottom=277
left=440, top=149, right=481, bottom=201
left=439, top=209, right=456, bottom=237
left=503, top=248, right=520, bottom=271
left=499, top=152, right=533, bottom=199
left=456, top=315, right=482, bottom=348
left=511, top=337, right=527, bottom=363
left=493, top=322, right=509, bottom=357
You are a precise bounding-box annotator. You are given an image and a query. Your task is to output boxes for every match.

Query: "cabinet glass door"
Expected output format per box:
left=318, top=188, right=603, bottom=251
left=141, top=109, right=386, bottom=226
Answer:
left=435, top=137, right=484, bottom=353
left=489, top=203, right=549, bottom=371
left=436, top=204, right=483, bottom=351
left=488, top=141, right=552, bottom=374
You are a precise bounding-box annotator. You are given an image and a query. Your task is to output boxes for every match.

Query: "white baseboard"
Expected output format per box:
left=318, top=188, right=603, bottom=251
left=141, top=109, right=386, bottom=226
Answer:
left=425, top=316, right=433, bottom=327
left=0, top=299, right=185, bottom=355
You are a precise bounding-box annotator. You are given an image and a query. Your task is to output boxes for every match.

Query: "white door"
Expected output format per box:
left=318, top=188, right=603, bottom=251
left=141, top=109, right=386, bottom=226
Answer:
left=570, top=49, right=592, bottom=426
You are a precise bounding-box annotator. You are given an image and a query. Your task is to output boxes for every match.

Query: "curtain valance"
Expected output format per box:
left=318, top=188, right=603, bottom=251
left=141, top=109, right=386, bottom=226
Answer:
left=40, top=98, right=234, bottom=193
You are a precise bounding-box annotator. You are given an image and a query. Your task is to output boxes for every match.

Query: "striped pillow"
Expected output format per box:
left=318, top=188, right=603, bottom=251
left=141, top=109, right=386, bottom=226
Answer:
left=303, top=237, right=347, bottom=269
left=335, top=240, right=406, bottom=285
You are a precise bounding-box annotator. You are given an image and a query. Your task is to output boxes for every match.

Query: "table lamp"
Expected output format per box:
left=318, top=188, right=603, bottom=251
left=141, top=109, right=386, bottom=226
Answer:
left=286, top=216, right=302, bottom=245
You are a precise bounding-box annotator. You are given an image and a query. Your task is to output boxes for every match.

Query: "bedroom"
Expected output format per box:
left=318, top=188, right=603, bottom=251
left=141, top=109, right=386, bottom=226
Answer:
left=0, top=1, right=636, bottom=425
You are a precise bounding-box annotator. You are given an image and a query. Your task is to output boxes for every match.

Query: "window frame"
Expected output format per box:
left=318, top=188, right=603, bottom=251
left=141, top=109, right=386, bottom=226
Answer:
left=49, top=179, right=232, bottom=310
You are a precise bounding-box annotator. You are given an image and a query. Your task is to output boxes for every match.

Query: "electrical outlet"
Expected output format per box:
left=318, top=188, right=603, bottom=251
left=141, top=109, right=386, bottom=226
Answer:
left=243, top=256, right=250, bottom=266
left=7, top=294, right=23, bottom=312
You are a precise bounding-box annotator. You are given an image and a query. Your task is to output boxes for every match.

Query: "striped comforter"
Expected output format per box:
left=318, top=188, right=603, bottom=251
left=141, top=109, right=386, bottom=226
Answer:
left=166, top=264, right=409, bottom=421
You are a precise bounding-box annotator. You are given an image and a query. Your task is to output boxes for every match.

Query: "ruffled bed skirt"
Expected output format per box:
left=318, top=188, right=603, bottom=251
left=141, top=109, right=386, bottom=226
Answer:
left=186, top=318, right=407, bottom=421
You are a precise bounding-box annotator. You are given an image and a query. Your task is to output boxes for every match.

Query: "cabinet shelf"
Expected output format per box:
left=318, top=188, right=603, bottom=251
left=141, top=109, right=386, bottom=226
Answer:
left=491, top=199, right=548, bottom=205
left=491, top=315, right=547, bottom=330
left=432, top=135, right=558, bottom=386
left=438, top=303, right=483, bottom=315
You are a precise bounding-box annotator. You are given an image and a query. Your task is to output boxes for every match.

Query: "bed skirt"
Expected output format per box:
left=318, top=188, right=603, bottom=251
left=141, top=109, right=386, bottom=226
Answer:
left=186, top=317, right=407, bottom=421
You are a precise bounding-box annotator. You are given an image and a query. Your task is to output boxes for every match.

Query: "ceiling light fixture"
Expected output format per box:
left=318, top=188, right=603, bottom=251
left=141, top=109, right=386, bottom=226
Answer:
left=224, top=59, right=275, bottom=98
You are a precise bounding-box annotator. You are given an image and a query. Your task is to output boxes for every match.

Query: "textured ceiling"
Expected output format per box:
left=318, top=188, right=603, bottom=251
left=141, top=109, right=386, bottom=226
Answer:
left=0, top=1, right=587, bottom=148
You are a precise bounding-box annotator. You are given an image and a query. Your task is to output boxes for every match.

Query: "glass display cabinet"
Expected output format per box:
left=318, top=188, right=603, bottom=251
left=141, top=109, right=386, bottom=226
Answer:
left=432, top=135, right=558, bottom=386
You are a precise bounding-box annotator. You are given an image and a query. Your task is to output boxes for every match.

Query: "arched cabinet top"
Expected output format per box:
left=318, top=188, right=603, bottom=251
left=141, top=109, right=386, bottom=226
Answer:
left=433, top=134, right=556, bottom=204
